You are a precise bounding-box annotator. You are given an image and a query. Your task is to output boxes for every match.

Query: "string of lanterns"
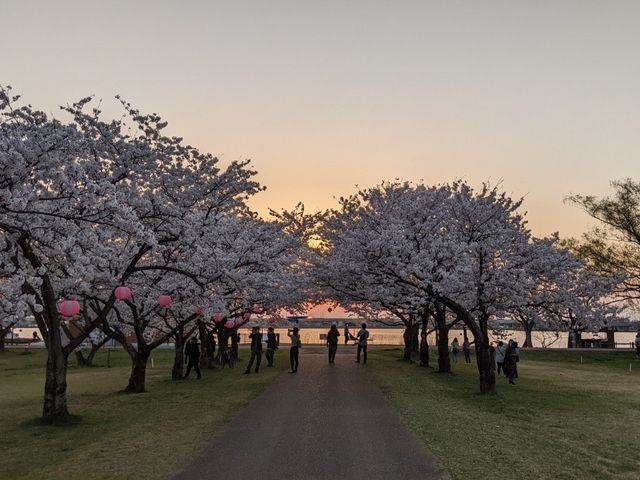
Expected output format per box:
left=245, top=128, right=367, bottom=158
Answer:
left=57, top=286, right=259, bottom=329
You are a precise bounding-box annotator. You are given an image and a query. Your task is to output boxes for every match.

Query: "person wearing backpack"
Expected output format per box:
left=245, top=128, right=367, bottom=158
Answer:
left=451, top=338, right=460, bottom=363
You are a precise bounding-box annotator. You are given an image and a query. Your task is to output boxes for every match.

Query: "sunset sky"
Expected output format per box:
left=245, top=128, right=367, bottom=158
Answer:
left=2, top=0, right=639, bottom=240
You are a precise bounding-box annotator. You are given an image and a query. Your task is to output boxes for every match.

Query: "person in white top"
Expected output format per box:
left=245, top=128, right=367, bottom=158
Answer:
left=356, top=323, right=370, bottom=364
left=495, top=341, right=507, bottom=376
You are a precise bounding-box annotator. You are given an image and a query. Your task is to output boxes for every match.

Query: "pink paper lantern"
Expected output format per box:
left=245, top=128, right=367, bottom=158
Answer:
left=114, top=286, right=132, bottom=301
left=158, top=294, right=171, bottom=307
left=59, top=300, right=80, bottom=318
left=212, top=313, right=224, bottom=323
left=224, top=319, right=235, bottom=329
left=243, top=312, right=251, bottom=322
left=192, top=306, right=204, bottom=316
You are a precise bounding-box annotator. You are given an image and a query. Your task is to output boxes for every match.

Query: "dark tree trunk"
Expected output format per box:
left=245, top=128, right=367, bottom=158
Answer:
left=568, top=329, right=580, bottom=348
left=0, top=330, right=6, bottom=351
left=172, top=327, right=186, bottom=380
left=605, top=328, right=615, bottom=348
left=125, top=351, right=149, bottom=393
left=231, top=328, right=239, bottom=359
left=523, top=325, right=534, bottom=348
left=43, top=344, right=70, bottom=419
left=411, top=326, right=419, bottom=354
left=74, top=350, right=87, bottom=367
left=402, top=323, right=415, bottom=361
left=435, top=305, right=451, bottom=373
left=476, top=319, right=496, bottom=394
left=84, top=342, right=104, bottom=367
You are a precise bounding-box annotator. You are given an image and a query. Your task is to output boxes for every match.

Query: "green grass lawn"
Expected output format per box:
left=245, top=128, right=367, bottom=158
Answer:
left=369, top=348, right=640, bottom=480
left=0, top=347, right=285, bottom=480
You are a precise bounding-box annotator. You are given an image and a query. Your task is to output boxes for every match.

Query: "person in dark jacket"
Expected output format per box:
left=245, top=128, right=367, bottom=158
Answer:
left=462, top=340, right=472, bottom=364
left=326, top=323, right=340, bottom=364
left=245, top=326, right=263, bottom=374
left=356, top=323, right=369, bottom=364
left=184, top=337, right=202, bottom=379
left=288, top=327, right=301, bottom=373
left=265, top=326, right=278, bottom=367
left=505, top=340, right=520, bottom=385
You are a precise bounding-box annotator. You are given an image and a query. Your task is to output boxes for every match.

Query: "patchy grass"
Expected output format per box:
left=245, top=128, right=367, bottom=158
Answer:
left=0, top=347, right=285, bottom=480
left=369, top=348, right=640, bottom=480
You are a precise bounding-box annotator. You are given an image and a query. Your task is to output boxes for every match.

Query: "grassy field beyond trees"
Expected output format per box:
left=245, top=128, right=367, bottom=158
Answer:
left=0, top=348, right=285, bottom=480
left=370, top=349, right=640, bottom=480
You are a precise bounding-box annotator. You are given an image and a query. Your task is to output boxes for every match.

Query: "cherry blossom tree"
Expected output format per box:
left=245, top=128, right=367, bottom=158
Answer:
left=0, top=86, right=260, bottom=419
left=318, top=180, right=617, bottom=393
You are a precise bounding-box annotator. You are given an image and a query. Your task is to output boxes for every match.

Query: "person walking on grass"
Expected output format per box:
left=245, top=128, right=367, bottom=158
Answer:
left=451, top=337, right=460, bottom=363
left=265, top=326, right=278, bottom=367
left=244, top=326, right=262, bottom=374
left=356, top=322, right=369, bottom=364
left=419, top=328, right=429, bottom=367
left=462, top=339, right=472, bottom=364
left=495, top=341, right=506, bottom=376
left=505, top=340, right=520, bottom=384
left=184, top=337, right=202, bottom=379
left=327, top=323, right=340, bottom=364
left=288, top=327, right=301, bottom=373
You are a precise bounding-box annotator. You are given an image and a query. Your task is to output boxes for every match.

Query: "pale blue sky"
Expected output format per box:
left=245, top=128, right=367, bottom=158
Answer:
left=2, top=0, right=639, bottom=237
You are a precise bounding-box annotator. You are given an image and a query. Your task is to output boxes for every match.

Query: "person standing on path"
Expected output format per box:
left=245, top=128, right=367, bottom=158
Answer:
left=245, top=326, right=263, bottom=374
left=635, top=331, right=640, bottom=358
left=356, top=323, right=369, bottom=364
left=495, top=341, right=506, bottom=376
left=184, top=337, right=202, bottom=379
left=288, top=327, right=301, bottom=373
left=265, top=326, right=278, bottom=367
left=344, top=323, right=356, bottom=345
left=462, top=339, right=472, bottom=364
left=326, top=323, right=340, bottom=364
left=505, top=340, right=520, bottom=384
left=451, top=338, right=460, bottom=363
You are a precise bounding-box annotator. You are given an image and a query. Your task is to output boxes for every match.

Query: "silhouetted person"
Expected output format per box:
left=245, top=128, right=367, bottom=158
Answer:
left=288, top=327, right=301, bottom=373
left=463, top=340, right=472, bottom=364
left=245, top=326, right=262, bottom=374
left=419, top=329, right=429, bottom=367
left=185, top=337, right=202, bottom=379
left=635, top=331, right=640, bottom=358
left=495, top=341, right=506, bottom=376
left=356, top=323, right=369, bottom=364
left=344, top=323, right=355, bottom=345
left=451, top=338, right=460, bottom=363
left=505, top=340, right=520, bottom=385
left=327, top=323, right=340, bottom=364
left=265, top=326, right=278, bottom=367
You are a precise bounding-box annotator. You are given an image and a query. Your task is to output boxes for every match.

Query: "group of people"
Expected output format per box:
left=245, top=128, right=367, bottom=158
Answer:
left=450, top=337, right=520, bottom=384
left=450, top=337, right=473, bottom=364
left=495, top=340, right=520, bottom=384
left=244, top=322, right=372, bottom=374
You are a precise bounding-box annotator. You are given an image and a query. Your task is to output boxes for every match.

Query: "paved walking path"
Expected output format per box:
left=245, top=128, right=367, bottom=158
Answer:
left=174, top=349, right=445, bottom=480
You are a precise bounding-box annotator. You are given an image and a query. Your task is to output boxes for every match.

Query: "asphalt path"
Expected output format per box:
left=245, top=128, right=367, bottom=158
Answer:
left=174, top=348, right=445, bottom=480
